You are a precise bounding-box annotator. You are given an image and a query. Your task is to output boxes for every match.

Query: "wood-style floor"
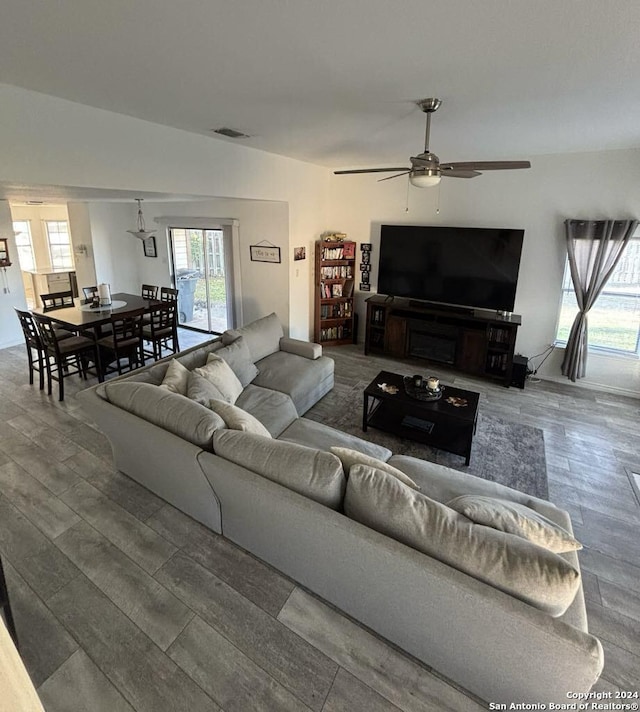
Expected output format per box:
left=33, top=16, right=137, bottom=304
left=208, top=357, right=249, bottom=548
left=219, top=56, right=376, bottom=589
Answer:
left=0, top=336, right=638, bottom=711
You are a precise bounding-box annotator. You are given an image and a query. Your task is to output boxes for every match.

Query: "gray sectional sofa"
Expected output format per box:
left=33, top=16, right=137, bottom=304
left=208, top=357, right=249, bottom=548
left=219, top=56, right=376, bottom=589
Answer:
left=77, top=313, right=603, bottom=705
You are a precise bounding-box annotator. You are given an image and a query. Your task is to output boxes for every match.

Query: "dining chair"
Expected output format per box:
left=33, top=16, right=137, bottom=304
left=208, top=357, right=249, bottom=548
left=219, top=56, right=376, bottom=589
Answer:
left=41, top=291, right=75, bottom=311
left=33, top=313, right=102, bottom=401
left=160, top=286, right=179, bottom=301
left=82, top=285, right=99, bottom=302
left=141, top=284, right=159, bottom=300
left=98, top=309, right=146, bottom=376
left=14, top=308, right=46, bottom=390
left=142, top=301, right=179, bottom=360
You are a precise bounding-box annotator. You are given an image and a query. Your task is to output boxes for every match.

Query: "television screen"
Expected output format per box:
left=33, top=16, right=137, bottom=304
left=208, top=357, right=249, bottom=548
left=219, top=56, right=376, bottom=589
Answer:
left=377, top=224, right=524, bottom=312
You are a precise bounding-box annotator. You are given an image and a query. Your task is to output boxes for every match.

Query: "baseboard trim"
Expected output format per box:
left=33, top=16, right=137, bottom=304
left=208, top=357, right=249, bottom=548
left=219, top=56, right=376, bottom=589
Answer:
left=535, top=374, right=640, bottom=399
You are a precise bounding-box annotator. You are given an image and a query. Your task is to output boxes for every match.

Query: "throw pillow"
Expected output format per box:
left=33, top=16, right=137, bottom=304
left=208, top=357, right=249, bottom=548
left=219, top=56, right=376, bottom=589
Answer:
left=206, top=337, right=258, bottom=387
left=213, top=430, right=345, bottom=509
left=222, top=312, right=284, bottom=363
left=187, top=371, right=226, bottom=406
left=193, top=355, right=243, bottom=403
left=447, top=495, right=582, bottom=554
left=208, top=399, right=272, bottom=438
left=159, top=358, right=190, bottom=395
left=344, top=464, right=581, bottom=617
left=330, top=447, right=420, bottom=490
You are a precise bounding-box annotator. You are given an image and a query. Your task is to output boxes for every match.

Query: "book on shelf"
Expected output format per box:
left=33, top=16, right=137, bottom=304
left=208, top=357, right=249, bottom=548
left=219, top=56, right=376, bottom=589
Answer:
left=320, top=265, right=353, bottom=279
left=343, top=278, right=354, bottom=298
left=320, top=324, right=352, bottom=342
left=322, top=246, right=344, bottom=260
left=342, top=242, right=356, bottom=259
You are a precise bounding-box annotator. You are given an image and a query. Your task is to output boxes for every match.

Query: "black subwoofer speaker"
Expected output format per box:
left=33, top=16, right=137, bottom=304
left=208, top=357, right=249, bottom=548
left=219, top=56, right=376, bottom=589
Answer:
left=511, top=355, right=528, bottom=389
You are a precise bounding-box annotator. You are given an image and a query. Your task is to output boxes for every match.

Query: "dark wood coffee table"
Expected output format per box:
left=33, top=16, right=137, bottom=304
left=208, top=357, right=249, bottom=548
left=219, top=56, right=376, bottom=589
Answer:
left=362, top=370, right=480, bottom=465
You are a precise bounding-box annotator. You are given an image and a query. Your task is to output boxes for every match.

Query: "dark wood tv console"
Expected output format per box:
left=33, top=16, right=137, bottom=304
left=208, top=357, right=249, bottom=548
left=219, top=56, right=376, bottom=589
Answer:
left=364, top=295, right=522, bottom=387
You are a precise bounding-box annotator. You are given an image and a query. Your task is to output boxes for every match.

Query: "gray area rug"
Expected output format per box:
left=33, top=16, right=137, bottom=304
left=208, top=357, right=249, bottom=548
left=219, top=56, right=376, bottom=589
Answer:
left=308, top=382, right=548, bottom=499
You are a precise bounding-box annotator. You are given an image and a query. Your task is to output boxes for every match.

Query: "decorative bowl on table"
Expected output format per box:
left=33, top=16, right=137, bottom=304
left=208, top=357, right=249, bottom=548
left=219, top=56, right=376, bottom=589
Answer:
left=403, top=376, right=444, bottom=401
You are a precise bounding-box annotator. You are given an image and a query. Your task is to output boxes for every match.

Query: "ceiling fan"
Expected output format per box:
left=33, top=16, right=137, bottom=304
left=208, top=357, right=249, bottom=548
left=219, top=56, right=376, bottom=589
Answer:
left=334, top=98, right=531, bottom=187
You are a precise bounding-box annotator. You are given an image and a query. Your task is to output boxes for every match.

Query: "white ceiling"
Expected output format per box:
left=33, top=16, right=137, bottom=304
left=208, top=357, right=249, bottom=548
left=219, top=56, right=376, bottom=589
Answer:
left=1, top=0, right=640, bottom=173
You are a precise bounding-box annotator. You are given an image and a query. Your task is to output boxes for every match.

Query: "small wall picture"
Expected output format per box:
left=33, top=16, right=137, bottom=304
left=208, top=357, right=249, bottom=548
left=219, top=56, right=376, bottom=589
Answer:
left=294, top=246, right=306, bottom=261
left=143, top=236, right=157, bottom=258
left=361, top=250, right=371, bottom=265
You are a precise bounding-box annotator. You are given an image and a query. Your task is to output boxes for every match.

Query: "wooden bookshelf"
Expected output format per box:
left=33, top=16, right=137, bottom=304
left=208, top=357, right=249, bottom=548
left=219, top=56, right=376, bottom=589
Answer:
left=314, top=239, right=356, bottom=346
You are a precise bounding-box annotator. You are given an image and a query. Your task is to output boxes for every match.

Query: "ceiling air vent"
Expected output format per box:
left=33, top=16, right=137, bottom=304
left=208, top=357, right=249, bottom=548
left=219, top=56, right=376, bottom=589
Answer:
left=212, top=127, right=250, bottom=139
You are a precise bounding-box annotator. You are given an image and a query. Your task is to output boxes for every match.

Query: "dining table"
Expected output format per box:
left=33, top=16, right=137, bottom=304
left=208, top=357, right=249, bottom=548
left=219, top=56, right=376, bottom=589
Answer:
left=30, top=292, right=162, bottom=336
left=31, top=292, right=164, bottom=381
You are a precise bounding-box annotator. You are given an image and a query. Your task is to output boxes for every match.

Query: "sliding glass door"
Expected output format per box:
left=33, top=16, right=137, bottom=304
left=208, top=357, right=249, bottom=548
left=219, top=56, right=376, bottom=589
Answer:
left=169, top=226, right=234, bottom=333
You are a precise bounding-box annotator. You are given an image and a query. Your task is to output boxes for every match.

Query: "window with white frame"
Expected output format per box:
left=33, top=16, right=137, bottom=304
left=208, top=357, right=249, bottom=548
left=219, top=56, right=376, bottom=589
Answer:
left=45, top=220, right=74, bottom=270
left=12, top=220, right=36, bottom=271
left=556, top=235, right=640, bottom=355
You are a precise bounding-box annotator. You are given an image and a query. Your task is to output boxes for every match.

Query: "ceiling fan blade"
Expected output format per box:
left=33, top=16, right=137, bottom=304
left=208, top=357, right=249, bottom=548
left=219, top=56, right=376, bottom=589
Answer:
left=334, top=167, right=410, bottom=175
left=441, top=161, right=531, bottom=171
left=377, top=171, right=411, bottom=182
left=440, top=169, right=481, bottom=178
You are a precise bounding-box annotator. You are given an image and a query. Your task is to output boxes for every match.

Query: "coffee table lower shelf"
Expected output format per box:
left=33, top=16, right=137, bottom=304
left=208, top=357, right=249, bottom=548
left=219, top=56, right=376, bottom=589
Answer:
left=364, top=399, right=475, bottom=465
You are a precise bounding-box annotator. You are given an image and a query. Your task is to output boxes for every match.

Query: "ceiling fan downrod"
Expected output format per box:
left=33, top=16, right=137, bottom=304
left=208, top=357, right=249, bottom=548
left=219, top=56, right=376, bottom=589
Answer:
left=418, top=98, right=442, bottom=154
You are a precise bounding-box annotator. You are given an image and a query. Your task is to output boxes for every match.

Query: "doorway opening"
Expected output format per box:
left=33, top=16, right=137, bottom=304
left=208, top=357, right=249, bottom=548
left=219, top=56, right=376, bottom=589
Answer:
left=169, top=226, right=235, bottom=334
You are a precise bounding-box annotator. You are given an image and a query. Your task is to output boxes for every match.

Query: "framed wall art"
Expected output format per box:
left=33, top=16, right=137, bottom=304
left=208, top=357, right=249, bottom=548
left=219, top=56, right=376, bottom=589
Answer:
left=143, top=236, right=157, bottom=258
left=250, top=242, right=281, bottom=263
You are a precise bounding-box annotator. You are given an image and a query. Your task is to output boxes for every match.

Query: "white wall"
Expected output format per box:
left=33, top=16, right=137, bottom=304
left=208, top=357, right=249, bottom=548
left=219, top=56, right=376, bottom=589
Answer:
left=329, top=148, right=640, bottom=396
left=0, top=84, right=330, bottom=340
left=0, top=84, right=637, bottom=396
left=83, top=198, right=291, bottom=331
left=0, top=201, right=27, bottom=347
left=67, top=202, right=97, bottom=289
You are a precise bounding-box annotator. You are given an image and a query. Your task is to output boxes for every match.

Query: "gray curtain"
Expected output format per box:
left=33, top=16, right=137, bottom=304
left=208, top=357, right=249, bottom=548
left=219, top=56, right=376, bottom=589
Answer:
left=561, top=219, right=637, bottom=382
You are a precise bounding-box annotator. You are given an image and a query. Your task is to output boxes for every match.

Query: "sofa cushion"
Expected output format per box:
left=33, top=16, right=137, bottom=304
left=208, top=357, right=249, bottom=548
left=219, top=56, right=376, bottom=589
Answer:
left=187, top=371, right=226, bottom=405
left=279, top=418, right=392, bottom=461
left=213, top=336, right=259, bottom=387
left=193, top=355, right=243, bottom=404
left=208, top=400, right=272, bottom=438
left=330, top=447, right=419, bottom=490
left=159, top=358, right=190, bottom=395
left=253, top=351, right=334, bottom=415
left=448, top=495, right=582, bottom=554
left=222, top=312, right=284, bottom=363
left=148, top=339, right=224, bottom=383
left=103, top=381, right=224, bottom=450
left=213, top=430, right=345, bottom=509
left=235, top=384, right=298, bottom=437
left=386, top=455, right=567, bottom=525
left=344, top=464, right=581, bottom=617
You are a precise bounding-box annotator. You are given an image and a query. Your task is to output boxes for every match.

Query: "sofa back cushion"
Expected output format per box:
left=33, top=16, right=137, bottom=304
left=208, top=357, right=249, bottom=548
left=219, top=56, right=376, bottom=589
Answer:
left=344, top=464, right=581, bottom=617
left=213, top=430, right=345, bottom=509
left=213, top=336, right=259, bottom=387
left=330, top=447, right=419, bottom=490
left=103, top=381, right=225, bottom=450
left=222, top=312, right=284, bottom=363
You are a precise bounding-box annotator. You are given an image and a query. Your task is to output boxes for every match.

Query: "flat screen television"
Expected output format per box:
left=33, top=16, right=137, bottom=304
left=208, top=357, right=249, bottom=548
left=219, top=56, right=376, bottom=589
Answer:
left=377, top=224, right=524, bottom=312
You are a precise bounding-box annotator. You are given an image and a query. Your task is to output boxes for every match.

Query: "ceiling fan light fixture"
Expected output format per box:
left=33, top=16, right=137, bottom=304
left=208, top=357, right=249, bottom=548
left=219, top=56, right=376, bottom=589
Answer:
left=409, top=170, right=441, bottom=188
left=126, top=198, right=157, bottom=241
